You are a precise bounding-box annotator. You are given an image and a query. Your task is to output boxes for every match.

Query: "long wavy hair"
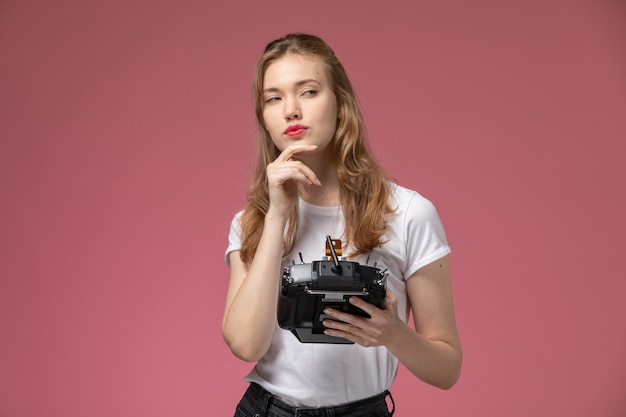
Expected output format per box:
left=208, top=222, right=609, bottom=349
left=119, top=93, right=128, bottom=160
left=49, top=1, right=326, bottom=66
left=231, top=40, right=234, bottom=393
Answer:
left=239, top=33, right=393, bottom=263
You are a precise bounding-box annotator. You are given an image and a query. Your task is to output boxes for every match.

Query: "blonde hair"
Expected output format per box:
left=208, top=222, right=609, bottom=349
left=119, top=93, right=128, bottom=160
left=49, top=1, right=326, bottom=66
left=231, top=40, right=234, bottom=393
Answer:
left=239, top=33, right=393, bottom=263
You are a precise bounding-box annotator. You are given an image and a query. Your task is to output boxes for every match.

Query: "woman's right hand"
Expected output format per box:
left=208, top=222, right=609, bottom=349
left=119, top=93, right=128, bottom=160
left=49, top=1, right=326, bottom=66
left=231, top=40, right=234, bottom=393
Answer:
left=266, top=144, right=321, bottom=218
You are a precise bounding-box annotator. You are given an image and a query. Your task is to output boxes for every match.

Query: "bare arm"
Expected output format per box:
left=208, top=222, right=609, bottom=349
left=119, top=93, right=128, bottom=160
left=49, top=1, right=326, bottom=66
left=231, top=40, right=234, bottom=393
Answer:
left=322, top=255, right=462, bottom=389
left=221, top=144, right=320, bottom=362
left=221, top=213, right=287, bottom=362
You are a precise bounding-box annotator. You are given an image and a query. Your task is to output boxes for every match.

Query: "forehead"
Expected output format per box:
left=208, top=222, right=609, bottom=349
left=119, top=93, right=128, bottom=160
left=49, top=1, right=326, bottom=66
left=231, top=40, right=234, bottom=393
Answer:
left=263, top=54, right=329, bottom=88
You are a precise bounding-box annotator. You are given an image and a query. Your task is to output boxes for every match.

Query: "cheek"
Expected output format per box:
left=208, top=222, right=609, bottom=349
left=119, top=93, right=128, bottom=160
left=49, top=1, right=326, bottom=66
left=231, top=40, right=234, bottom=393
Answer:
left=262, top=111, right=277, bottom=135
left=329, top=100, right=339, bottom=126
left=262, top=113, right=282, bottom=147
left=326, top=106, right=339, bottom=131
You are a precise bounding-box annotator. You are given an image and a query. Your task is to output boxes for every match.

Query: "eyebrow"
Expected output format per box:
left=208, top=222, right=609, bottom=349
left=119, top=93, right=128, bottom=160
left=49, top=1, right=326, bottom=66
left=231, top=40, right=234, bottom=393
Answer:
left=263, top=79, right=321, bottom=93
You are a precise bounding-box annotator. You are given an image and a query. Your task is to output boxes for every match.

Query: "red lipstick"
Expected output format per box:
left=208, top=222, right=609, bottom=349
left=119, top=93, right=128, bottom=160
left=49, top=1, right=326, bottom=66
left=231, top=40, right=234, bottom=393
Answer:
left=284, top=124, right=307, bottom=137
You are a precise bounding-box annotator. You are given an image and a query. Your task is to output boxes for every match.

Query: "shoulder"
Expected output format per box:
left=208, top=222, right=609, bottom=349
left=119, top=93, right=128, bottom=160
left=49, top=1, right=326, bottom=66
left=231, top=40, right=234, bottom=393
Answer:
left=226, top=209, right=245, bottom=234
left=385, top=182, right=450, bottom=276
left=230, top=209, right=244, bottom=227
left=389, top=182, right=440, bottom=222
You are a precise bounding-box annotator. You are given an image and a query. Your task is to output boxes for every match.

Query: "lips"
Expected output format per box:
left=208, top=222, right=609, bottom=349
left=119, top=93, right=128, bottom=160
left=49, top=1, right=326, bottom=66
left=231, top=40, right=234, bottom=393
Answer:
left=284, top=124, right=307, bottom=137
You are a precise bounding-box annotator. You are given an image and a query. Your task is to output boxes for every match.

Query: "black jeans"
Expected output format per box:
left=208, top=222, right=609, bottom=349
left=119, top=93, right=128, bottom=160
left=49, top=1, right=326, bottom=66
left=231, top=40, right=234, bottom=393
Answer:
left=234, top=382, right=395, bottom=417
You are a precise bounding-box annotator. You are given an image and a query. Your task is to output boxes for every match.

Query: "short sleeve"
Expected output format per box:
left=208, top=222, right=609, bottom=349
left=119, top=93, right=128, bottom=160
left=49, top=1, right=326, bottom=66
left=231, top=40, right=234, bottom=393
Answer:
left=224, top=211, right=244, bottom=267
left=403, top=192, right=451, bottom=278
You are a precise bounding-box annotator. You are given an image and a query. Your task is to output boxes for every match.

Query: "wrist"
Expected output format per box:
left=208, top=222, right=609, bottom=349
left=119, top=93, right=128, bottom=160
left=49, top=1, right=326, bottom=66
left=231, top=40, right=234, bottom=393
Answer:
left=265, top=207, right=291, bottom=227
left=384, top=320, right=416, bottom=353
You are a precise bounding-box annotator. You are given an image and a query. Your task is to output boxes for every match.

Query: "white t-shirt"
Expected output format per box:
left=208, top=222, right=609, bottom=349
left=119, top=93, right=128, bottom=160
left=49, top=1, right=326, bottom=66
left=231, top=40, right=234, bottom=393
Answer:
left=225, top=183, right=451, bottom=407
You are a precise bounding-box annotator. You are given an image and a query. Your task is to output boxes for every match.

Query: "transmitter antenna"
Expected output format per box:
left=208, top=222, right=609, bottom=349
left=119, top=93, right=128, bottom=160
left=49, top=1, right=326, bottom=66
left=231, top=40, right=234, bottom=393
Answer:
left=325, top=235, right=343, bottom=275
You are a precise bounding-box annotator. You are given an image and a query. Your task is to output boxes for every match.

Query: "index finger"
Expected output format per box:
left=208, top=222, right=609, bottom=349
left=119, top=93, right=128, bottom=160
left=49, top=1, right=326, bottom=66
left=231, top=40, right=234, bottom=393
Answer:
left=349, top=296, right=379, bottom=317
left=276, top=144, right=319, bottom=162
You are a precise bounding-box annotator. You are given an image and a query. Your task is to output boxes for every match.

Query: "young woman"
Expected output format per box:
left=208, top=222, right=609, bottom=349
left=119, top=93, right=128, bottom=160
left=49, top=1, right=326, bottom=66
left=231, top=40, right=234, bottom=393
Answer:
left=223, top=33, right=462, bottom=417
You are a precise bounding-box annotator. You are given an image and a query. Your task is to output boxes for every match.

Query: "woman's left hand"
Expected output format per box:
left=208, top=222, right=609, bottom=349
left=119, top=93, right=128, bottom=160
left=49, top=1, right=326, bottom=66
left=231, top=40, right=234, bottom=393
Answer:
left=322, top=290, right=403, bottom=347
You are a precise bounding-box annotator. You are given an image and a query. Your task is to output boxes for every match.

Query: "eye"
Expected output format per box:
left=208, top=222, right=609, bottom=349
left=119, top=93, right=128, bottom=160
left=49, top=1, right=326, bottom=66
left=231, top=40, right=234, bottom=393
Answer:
left=302, top=89, right=317, bottom=97
left=264, top=96, right=281, bottom=104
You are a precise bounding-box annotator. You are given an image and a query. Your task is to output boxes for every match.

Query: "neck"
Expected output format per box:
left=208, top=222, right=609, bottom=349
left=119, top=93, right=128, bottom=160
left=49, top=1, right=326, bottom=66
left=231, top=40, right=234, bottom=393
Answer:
left=297, top=154, right=340, bottom=207
left=299, top=179, right=340, bottom=207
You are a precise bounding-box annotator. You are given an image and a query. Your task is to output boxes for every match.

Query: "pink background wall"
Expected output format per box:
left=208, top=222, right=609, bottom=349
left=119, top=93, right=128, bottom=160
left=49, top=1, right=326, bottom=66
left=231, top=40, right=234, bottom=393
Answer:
left=1, top=0, right=625, bottom=416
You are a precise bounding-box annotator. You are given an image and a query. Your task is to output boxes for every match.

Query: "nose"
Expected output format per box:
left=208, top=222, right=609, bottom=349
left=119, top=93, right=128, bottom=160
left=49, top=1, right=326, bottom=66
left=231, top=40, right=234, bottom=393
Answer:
left=284, top=97, right=301, bottom=121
